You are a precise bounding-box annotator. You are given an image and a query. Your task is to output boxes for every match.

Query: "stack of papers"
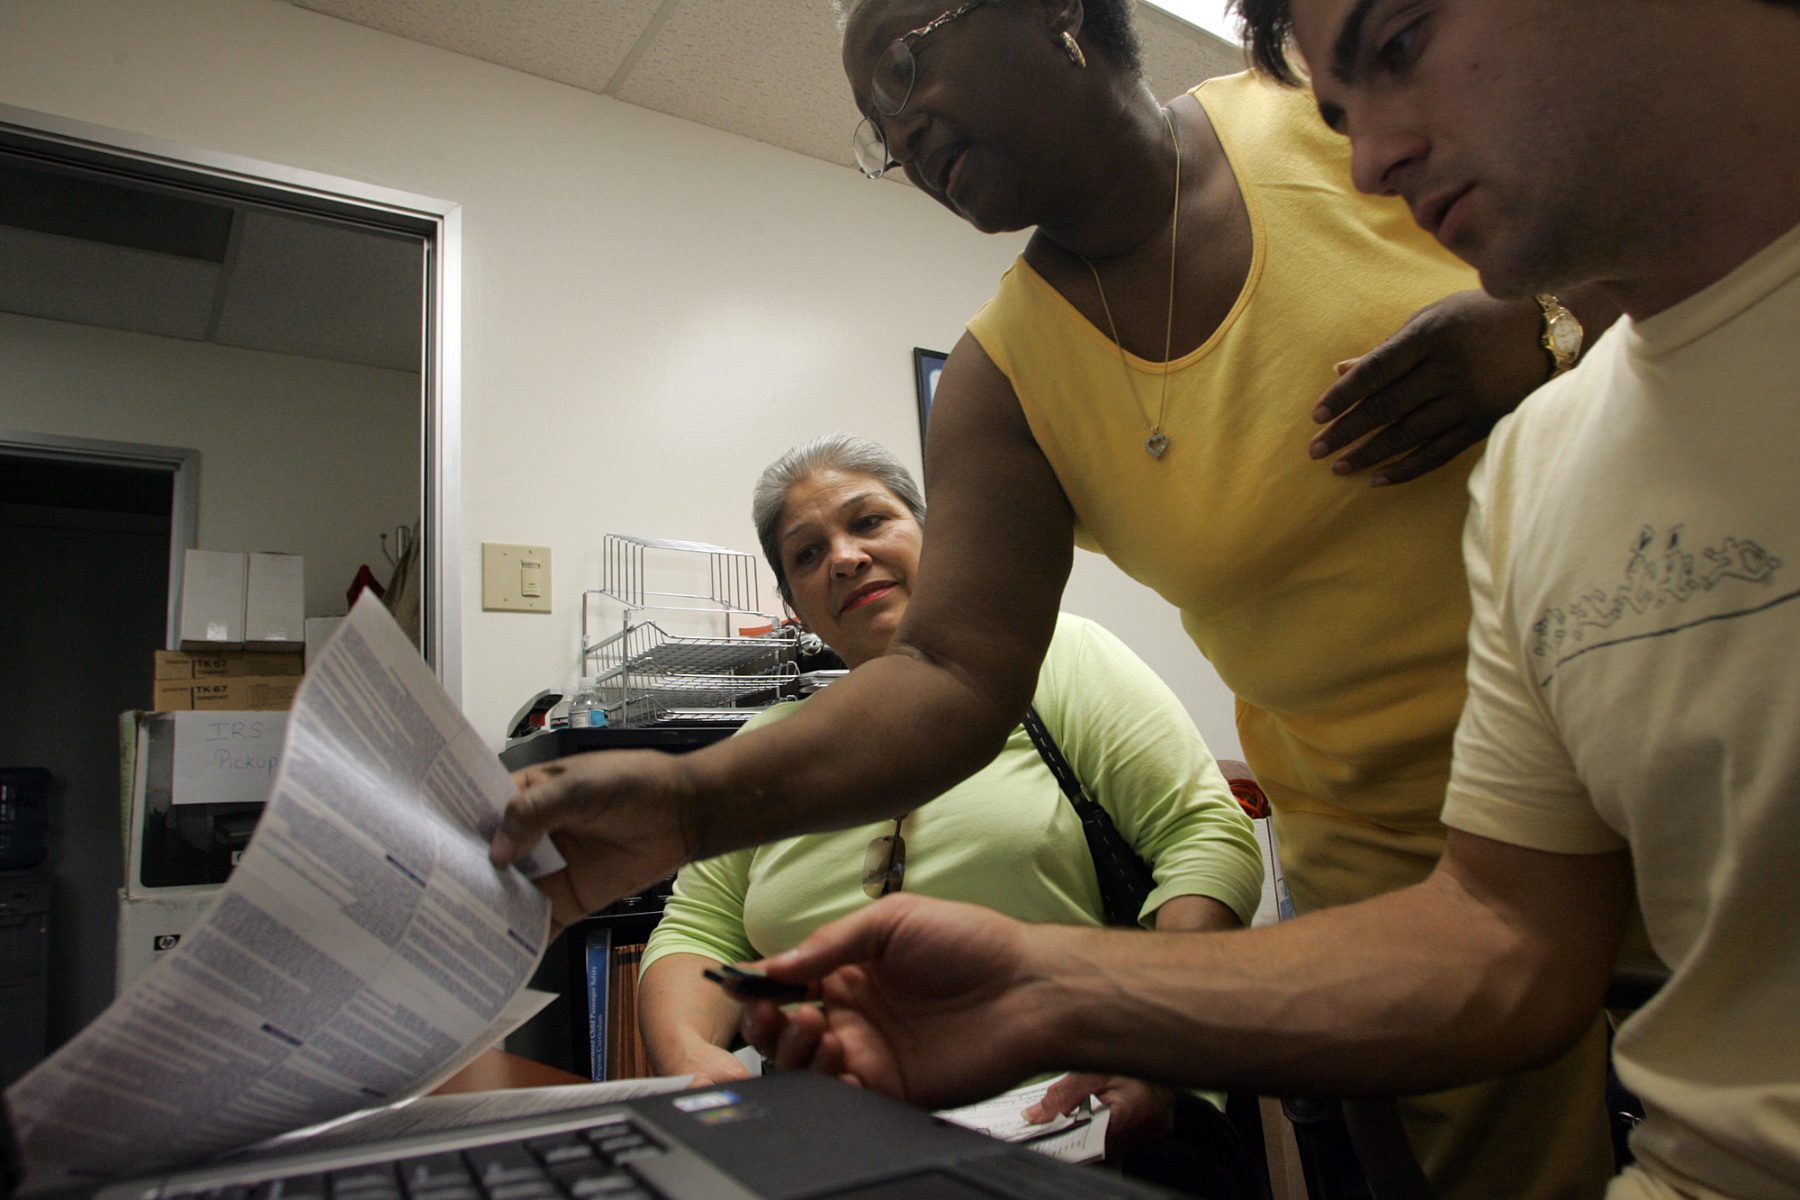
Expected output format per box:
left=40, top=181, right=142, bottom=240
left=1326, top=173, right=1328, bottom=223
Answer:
left=936, top=1076, right=1111, bottom=1164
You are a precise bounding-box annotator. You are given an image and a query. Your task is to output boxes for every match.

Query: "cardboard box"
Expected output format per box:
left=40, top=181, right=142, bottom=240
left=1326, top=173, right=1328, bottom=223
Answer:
left=116, top=888, right=221, bottom=994
left=246, top=552, right=306, bottom=651
left=153, top=675, right=301, bottom=712
left=154, top=650, right=305, bottom=681
left=178, top=549, right=246, bottom=650
left=122, top=711, right=283, bottom=899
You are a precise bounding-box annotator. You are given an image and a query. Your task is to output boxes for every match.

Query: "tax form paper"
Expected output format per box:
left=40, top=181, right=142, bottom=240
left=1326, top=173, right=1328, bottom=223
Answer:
left=4, top=595, right=566, bottom=1192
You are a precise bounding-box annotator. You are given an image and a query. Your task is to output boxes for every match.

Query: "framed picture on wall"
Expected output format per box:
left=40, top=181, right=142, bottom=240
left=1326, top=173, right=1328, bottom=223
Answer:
left=913, top=347, right=947, bottom=448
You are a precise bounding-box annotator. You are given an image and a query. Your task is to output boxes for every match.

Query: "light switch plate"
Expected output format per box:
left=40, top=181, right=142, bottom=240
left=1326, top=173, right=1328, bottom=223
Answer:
left=482, top=543, right=551, bottom=613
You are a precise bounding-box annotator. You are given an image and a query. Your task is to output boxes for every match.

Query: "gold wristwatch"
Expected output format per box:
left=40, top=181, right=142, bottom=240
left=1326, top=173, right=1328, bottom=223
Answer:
left=1535, top=294, right=1583, bottom=378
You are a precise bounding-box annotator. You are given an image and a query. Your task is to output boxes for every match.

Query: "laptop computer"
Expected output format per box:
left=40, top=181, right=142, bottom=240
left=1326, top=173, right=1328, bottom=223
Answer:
left=38, top=1072, right=1182, bottom=1200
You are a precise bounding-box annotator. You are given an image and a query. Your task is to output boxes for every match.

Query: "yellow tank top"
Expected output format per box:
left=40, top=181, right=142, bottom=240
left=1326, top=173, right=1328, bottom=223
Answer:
left=968, top=73, right=1480, bottom=907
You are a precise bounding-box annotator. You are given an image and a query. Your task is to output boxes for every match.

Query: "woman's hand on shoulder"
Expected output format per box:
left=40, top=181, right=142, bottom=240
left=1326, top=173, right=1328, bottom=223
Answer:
left=1308, top=289, right=1549, bottom=486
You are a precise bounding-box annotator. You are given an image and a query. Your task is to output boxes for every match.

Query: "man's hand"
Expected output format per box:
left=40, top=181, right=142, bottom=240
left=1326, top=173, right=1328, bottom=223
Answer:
left=1023, top=1074, right=1175, bottom=1156
left=488, top=750, right=696, bottom=931
left=738, top=895, right=1062, bottom=1110
left=745, top=836, right=1631, bottom=1104
left=1309, top=290, right=1548, bottom=485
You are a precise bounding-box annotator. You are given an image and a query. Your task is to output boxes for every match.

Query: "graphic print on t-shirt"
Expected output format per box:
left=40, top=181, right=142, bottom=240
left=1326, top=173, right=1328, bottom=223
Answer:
left=1530, top=523, right=1792, bottom=686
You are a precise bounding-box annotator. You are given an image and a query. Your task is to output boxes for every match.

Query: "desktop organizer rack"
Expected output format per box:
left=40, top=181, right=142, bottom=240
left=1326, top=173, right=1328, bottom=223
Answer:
left=579, top=535, right=797, bottom=727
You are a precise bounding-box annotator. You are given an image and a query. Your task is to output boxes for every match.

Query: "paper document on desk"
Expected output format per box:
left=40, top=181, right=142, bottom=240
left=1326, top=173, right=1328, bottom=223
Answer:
left=936, top=1075, right=1111, bottom=1164
left=6, top=595, right=566, bottom=1188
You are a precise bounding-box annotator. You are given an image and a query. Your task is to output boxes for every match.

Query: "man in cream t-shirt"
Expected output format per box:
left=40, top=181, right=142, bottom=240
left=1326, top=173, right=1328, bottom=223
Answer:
left=1274, top=2, right=1800, bottom=1190
left=1443, top=220, right=1800, bottom=1195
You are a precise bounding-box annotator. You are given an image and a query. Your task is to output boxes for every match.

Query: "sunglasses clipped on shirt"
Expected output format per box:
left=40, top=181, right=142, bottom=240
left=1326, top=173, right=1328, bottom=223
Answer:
left=861, top=815, right=907, bottom=898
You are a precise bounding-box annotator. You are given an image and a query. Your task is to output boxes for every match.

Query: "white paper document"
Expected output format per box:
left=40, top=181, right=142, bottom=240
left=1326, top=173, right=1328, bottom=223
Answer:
left=936, top=1075, right=1112, bottom=1164
left=6, top=596, right=567, bottom=1188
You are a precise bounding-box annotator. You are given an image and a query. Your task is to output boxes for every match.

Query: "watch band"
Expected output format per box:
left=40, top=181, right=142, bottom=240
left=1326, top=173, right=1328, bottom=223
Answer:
left=1535, top=293, right=1583, bottom=378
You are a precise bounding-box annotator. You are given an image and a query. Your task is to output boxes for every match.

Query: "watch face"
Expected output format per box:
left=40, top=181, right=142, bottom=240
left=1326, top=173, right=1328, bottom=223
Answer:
left=1548, top=313, right=1582, bottom=357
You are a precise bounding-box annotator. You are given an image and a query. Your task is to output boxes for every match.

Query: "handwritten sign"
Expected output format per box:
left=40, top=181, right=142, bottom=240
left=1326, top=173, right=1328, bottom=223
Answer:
left=171, top=712, right=288, bottom=807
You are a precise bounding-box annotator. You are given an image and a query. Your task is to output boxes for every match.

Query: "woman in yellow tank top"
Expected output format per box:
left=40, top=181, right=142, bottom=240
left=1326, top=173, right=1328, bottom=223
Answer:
left=495, top=3, right=1616, bottom=1196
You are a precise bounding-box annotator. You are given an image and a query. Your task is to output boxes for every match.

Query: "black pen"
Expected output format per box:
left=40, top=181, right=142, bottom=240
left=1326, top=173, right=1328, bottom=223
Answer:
left=703, top=964, right=811, bottom=1003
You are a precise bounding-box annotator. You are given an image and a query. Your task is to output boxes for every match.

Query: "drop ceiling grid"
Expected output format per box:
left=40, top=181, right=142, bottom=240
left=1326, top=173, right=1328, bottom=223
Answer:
left=614, top=0, right=857, bottom=168
left=286, top=0, right=668, bottom=94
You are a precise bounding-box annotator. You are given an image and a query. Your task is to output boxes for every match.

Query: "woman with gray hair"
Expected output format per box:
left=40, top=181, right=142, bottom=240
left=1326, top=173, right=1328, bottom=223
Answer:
left=750, top=433, right=925, bottom=608
left=637, top=434, right=1264, bottom=1198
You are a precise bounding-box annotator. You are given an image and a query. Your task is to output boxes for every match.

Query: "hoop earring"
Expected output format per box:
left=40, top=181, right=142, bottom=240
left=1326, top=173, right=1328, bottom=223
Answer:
left=1060, top=31, right=1087, bottom=68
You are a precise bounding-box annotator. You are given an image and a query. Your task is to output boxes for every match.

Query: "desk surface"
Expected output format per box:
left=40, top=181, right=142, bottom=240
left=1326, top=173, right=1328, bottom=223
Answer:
left=432, top=1050, right=589, bottom=1095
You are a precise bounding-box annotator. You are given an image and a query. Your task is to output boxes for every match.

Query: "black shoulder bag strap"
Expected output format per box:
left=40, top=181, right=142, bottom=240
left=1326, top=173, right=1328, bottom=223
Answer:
left=1021, top=705, right=1157, bottom=928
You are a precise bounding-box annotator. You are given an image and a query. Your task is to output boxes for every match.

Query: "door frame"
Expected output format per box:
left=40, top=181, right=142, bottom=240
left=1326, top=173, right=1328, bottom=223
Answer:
left=0, top=433, right=198, bottom=649
left=0, top=103, right=466, bottom=699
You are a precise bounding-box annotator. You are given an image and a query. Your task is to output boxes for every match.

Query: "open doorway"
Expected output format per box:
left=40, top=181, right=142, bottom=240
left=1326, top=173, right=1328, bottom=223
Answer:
left=0, top=444, right=184, bottom=1056
left=0, top=102, right=464, bottom=693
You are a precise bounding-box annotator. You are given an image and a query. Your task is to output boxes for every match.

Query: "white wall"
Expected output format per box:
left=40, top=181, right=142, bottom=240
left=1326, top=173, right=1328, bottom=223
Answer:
left=0, top=313, right=420, bottom=619
left=0, top=0, right=1241, bottom=758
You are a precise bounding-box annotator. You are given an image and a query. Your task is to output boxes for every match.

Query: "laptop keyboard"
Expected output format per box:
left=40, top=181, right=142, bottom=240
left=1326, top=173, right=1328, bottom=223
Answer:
left=161, top=1119, right=668, bottom=1200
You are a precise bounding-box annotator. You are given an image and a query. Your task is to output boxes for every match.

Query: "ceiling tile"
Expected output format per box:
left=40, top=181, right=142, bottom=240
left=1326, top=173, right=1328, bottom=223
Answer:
left=614, top=0, right=855, bottom=168
left=285, top=0, right=667, bottom=93
left=0, top=226, right=219, bottom=340
left=212, top=210, right=423, bottom=372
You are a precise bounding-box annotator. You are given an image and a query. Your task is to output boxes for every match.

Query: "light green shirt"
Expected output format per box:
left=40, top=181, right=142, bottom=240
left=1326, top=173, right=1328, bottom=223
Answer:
left=644, top=612, right=1262, bottom=972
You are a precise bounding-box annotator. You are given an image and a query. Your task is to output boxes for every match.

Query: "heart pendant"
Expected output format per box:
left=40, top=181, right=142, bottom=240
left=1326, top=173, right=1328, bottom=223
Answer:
left=1145, top=432, right=1170, bottom=459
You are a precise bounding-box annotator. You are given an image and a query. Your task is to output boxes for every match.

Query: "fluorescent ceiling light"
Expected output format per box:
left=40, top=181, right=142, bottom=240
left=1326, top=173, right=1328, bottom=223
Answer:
left=1144, top=1, right=1244, bottom=44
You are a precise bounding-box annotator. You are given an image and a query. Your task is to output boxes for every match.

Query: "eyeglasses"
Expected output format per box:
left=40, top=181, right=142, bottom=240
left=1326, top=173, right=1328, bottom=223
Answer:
left=861, top=816, right=908, bottom=898
left=852, top=0, right=990, bottom=179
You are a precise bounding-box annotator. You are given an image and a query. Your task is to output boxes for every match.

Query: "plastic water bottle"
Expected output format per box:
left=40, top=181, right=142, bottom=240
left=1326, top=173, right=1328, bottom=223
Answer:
left=568, top=677, right=606, bottom=729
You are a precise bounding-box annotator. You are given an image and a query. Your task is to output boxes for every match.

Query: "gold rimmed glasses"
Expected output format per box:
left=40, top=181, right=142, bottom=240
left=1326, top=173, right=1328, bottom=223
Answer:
left=852, top=0, right=991, bottom=179
left=861, top=816, right=908, bottom=898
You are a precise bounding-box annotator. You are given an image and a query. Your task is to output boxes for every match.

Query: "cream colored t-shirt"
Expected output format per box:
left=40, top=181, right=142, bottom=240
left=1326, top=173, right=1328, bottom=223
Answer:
left=1445, top=220, right=1800, bottom=1199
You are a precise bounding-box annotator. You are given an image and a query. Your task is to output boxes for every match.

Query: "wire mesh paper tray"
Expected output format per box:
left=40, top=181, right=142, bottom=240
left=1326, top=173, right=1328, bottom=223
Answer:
left=588, top=622, right=796, bottom=678
left=588, top=622, right=798, bottom=727
left=591, top=623, right=792, bottom=675
left=594, top=667, right=798, bottom=726
left=595, top=674, right=796, bottom=725
left=597, top=534, right=761, bottom=613
left=578, top=533, right=796, bottom=727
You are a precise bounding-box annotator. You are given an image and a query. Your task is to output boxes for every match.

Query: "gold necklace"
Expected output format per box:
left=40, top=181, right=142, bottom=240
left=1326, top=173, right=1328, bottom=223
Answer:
left=1082, top=106, right=1180, bottom=460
